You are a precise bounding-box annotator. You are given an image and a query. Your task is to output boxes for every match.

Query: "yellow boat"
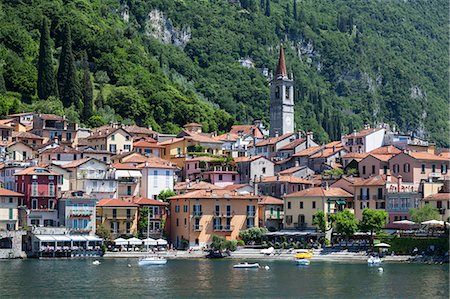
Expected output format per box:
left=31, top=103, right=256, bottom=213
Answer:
left=295, top=251, right=313, bottom=259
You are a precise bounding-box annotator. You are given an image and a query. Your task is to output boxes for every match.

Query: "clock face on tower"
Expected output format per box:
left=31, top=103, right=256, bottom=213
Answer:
left=285, top=115, right=292, bottom=126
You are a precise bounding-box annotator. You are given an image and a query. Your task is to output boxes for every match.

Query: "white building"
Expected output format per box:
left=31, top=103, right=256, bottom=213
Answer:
left=342, top=126, right=385, bottom=153
left=62, top=158, right=117, bottom=200
left=140, top=160, right=176, bottom=200
left=0, top=187, right=22, bottom=230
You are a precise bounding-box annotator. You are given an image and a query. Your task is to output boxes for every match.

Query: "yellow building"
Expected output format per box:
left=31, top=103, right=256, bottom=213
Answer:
left=168, top=189, right=260, bottom=248
left=0, top=187, right=23, bottom=230
left=422, top=193, right=450, bottom=222
left=284, top=187, right=353, bottom=230
left=86, top=125, right=133, bottom=154
left=96, top=198, right=139, bottom=238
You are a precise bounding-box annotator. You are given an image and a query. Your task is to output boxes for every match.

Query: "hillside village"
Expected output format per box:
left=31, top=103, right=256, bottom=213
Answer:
left=0, top=48, right=448, bottom=258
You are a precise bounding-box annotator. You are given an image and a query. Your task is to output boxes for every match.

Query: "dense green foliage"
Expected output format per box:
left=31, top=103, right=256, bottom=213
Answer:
left=0, top=0, right=448, bottom=145
left=409, top=204, right=440, bottom=223
left=386, top=236, right=449, bottom=255
left=211, top=235, right=237, bottom=251
left=359, top=208, right=388, bottom=234
left=329, top=210, right=358, bottom=239
left=312, top=210, right=328, bottom=233
left=238, top=227, right=268, bottom=244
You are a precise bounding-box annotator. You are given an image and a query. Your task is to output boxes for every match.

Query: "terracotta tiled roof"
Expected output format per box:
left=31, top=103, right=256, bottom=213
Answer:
left=157, top=137, right=185, bottom=146
left=325, top=141, right=343, bottom=148
left=0, top=187, right=23, bottom=197
left=286, top=187, right=353, bottom=198
left=169, top=189, right=259, bottom=200
left=223, top=184, right=251, bottom=191
left=174, top=181, right=223, bottom=191
left=256, top=133, right=296, bottom=147
left=259, top=196, right=283, bottom=205
left=260, top=175, right=314, bottom=185
left=124, top=196, right=168, bottom=206
left=278, top=166, right=306, bottom=175
left=213, top=132, right=240, bottom=141
left=343, top=127, right=383, bottom=138
left=133, top=139, right=163, bottom=148
left=292, top=146, right=322, bottom=157
left=123, top=125, right=158, bottom=136
left=439, top=152, right=450, bottom=159
left=38, top=114, right=65, bottom=121
left=0, top=123, right=12, bottom=129
left=183, top=132, right=223, bottom=144
left=233, top=155, right=266, bottom=163
left=12, top=131, right=44, bottom=139
left=137, top=157, right=176, bottom=169
left=97, top=198, right=139, bottom=207
left=343, top=152, right=369, bottom=160
left=408, top=152, right=448, bottom=162
left=229, top=125, right=259, bottom=135
left=81, top=148, right=113, bottom=154
left=14, top=166, right=59, bottom=176
left=112, top=163, right=141, bottom=170
left=352, top=174, right=398, bottom=186
left=61, top=157, right=94, bottom=169
left=87, top=126, right=130, bottom=140
left=41, top=145, right=80, bottom=154
left=370, top=145, right=401, bottom=155
left=423, top=193, right=450, bottom=201
left=7, top=112, right=34, bottom=117
left=278, top=138, right=306, bottom=151
left=310, top=147, right=344, bottom=159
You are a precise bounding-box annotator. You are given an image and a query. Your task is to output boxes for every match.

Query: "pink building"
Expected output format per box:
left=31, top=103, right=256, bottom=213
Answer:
left=389, top=151, right=449, bottom=183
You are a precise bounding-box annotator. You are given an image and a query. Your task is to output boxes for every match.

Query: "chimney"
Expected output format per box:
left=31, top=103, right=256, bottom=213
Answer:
left=332, top=145, right=336, bottom=152
left=54, top=136, right=59, bottom=144
left=306, top=132, right=313, bottom=148
left=275, top=131, right=279, bottom=137
left=295, top=160, right=299, bottom=167
left=386, top=172, right=391, bottom=182
left=297, top=131, right=302, bottom=139
left=325, top=182, right=329, bottom=190
left=397, top=175, right=402, bottom=191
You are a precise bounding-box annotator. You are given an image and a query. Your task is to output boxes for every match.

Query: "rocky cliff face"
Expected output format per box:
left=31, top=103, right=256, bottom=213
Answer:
left=145, top=9, right=191, bottom=47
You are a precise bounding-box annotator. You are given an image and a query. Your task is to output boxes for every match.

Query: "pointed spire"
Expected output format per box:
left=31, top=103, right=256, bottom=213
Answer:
left=275, top=45, right=287, bottom=79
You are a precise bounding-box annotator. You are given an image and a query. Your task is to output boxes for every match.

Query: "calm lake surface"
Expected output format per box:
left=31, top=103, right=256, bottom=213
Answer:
left=0, top=258, right=448, bottom=298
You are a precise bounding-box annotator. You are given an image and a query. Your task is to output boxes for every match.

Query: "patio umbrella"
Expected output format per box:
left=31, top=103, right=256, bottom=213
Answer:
left=114, top=238, right=128, bottom=246
left=143, top=238, right=158, bottom=246
left=421, top=220, right=445, bottom=226
left=393, top=220, right=416, bottom=225
left=156, top=238, right=168, bottom=246
left=127, top=237, right=143, bottom=246
left=374, top=243, right=391, bottom=248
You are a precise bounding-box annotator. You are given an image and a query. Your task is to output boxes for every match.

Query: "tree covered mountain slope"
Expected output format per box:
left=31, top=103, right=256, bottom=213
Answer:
left=0, top=0, right=448, bottom=146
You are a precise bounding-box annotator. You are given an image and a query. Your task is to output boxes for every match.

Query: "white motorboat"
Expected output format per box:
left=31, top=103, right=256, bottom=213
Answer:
left=92, top=260, right=101, bottom=265
left=260, top=247, right=274, bottom=255
left=138, top=257, right=167, bottom=266
left=296, top=259, right=310, bottom=266
left=367, top=256, right=382, bottom=265
left=233, top=262, right=260, bottom=269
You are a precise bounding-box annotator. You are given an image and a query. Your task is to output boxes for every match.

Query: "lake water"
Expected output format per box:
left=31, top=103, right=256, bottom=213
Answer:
left=0, top=258, right=448, bottom=298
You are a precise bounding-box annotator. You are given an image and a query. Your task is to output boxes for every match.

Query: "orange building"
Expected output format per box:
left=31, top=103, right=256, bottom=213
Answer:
left=168, top=190, right=260, bottom=249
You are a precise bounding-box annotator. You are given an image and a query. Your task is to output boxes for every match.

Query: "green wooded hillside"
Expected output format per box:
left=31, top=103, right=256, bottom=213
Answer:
left=0, top=0, right=448, bottom=146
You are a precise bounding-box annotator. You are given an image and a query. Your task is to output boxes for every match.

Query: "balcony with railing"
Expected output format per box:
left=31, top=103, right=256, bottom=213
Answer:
left=213, top=225, right=234, bottom=232
left=372, top=195, right=386, bottom=201
left=117, top=177, right=138, bottom=184
left=68, top=208, right=93, bottom=217
left=77, top=172, right=115, bottom=180
left=357, top=195, right=369, bottom=201
left=193, top=224, right=203, bottom=232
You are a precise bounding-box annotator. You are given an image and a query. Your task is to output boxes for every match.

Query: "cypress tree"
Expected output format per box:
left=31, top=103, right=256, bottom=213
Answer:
left=293, top=0, right=297, bottom=20
left=265, top=0, right=270, bottom=16
left=81, top=54, right=94, bottom=121
left=37, top=17, right=57, bottom=100
left=322, top=108, right=331, bottom=139
left=57, top=23, right=81, bottom=108
left=0, top=67, right=5, bottom=94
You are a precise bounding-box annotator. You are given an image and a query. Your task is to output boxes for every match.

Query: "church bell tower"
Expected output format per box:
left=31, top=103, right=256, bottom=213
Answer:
left=269, top=46, right=294, bottom=137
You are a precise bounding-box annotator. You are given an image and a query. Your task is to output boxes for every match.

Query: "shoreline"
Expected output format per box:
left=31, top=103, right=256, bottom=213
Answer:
left=102, top=249, right=414, bottom=263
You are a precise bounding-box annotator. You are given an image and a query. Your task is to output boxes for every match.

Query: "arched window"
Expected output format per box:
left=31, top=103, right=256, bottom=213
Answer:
left=393, top=164, right=399, bottom=173
left=403, top=163, right=410, bottom=173
left=275, top=86, right=280, bottom=99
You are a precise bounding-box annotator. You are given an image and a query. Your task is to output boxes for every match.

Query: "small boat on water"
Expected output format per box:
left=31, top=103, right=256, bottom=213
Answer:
left=296, top=259, right=310, bottom=266
left=367, top=256, right=382, bottom=265
left=295, top=250, right=313, bottom=259
left=233, top=262, right=260, bottom=269
left=138, top=257, right=167, bottom=266
left=92, top=260, right=101, bottom=265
